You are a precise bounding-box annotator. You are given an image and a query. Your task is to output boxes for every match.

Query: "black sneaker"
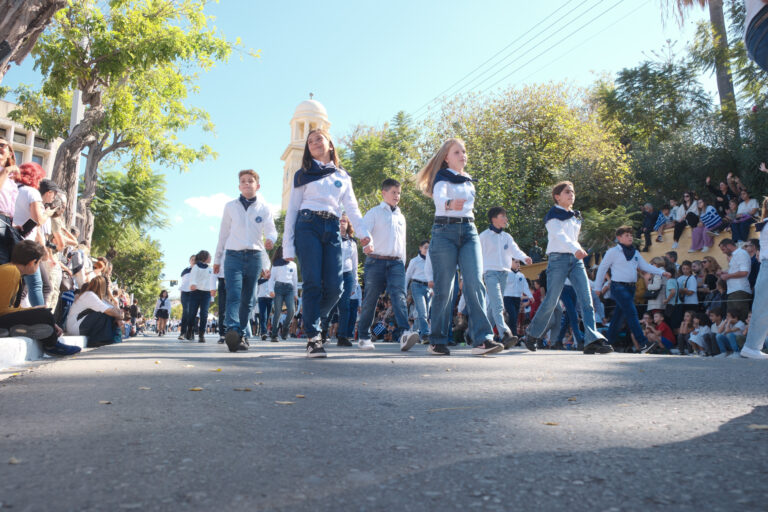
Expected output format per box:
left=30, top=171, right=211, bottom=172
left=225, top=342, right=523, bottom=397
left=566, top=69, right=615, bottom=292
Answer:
left=217, top=336, right=225, bottom=344
left=583, top=339, right=613, bottom=354
left=640, top=341, right=657, bottom=354
left=10, top=324, right=54, bottom=339
left=270, top=336, right=279, bottom=343
left=521, top=335, right=539, bottom=352
left=198, top=334, right=205, bottom=343
left=501, top=331, right=518, bottom=350
left=241, top=336, right=250, bottom=348
left=337, top=336, right=353, bottom=347
left=185, top=328, right=194, bottom=341
left=225, top=330, right=241, bottom=353
left=321, top=329, right=328, bottom=345
left=261, top=334, right=267, bottom=341
left=43, top=341, right=81, bottom=357
left=306, top=340, right=327, bottom=359
left=428, top=344, right=450, bottom=356
left=471, top=340, right=504, bottom=355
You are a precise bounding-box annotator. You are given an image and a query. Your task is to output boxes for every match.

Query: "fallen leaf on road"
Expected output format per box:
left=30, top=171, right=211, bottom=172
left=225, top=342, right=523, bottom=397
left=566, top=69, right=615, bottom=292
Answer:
left=189, top=387, right=203, bottom=392
left=184, top=365, right=195, bottom=368
left=617, top=404, right=630, bottom=407
left=295, top=394, right=305, bottom=399
left=96, top=370, right=104, bottom=373
left=154, top=361, right=161, bottom=365
left=138, top=387, right=151, bottom=391
left=99, top=401, right=112, bottom=405
left=428, top=407, right=479, bottom=413
left=543, top=422, right=559, bottom=426
left=275, top=401, right=295, bottom=405
left=211, top=368, right=222, bottom=372
left=8, top=457, right=20, bottom=465
left=254, top=382, right=263, bottom=385
left=233, top=388, right=252, bottom=392
left=254, top=371, right=263, bottom=374
left=421, top=374, right=431, bottom=377
left=747, top=424, right=768, bottom=430
left=567, top=397, right=577, bottom=402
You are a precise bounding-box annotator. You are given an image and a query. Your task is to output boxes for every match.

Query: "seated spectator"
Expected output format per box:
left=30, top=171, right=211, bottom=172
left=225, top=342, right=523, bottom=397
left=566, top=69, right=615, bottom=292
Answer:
left=705, top=278, right=727, bottom=316
left=672, top=193, right=699, bottom=250
left=652, top=204, right=672, bottom=243
left=66, top=275, right=123, bottom=347
left=0, top=240, right=80, bottom=356
left=688, top=312, right=710, bottom=356
left=646, top=310, right=676, bottom=353
left=714, top=310, right=745, bottom=358
left=689, top=198, right=722, bottom=253
left=639, top=203, right=656, bottom=251
left=677, top=310, right=694, bottom=355
left=731, top=189, right=759, bottom=243
left=705, top=176, right=736, bottom=216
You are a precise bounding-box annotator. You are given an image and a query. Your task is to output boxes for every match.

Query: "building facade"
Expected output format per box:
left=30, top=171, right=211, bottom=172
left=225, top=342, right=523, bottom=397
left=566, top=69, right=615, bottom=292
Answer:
left=0, top=99, right=62, bottom=176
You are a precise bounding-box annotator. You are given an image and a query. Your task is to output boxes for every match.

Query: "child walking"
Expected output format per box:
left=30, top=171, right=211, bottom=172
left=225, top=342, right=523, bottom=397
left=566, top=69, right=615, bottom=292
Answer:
left=188, top=250, right=214, bottom=343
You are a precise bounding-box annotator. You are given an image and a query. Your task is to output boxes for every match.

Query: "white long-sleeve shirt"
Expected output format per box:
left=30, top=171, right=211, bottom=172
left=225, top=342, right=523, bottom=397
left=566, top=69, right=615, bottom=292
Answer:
left=214, top=197, right=277, bottom=266
left=268, top=261, right=299, bottom=298
left=432, top=169, right=476, bottom=218
left=504, top=270, right=532, bottom=298
left=478, top=228, right=528, bottom=272
left=545, top=207, right=584, bottom=255
left=189, top=263, right=214, bottom=292
left=595, top=245, right=663, bottom=287
left=362, top=202, right=406, bottom=261
left=282, top=167, right=370, bottom=259
left=257, top=277, right=273, bottom=298
left=342, top=237, right=358, bottom=273
left=406, top=253, right=431, bottom=283
left=179, top=266, right=193, bottom=293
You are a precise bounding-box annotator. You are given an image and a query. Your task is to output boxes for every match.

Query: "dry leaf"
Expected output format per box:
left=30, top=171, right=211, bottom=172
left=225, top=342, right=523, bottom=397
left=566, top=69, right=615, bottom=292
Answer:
left=747, top=424, right=768, bottom=430
left=96, top=370, right=104, bottom=373
left=99, top=400, right=112, bottom=405
left=275, top=401, right=295, bottom=405
left=189, top=387, right=203, bottom=392
left=254, top=371, right=263, bottom=374
left=543, top=422, right=559, bottom=426
left=567, top=397, right=577, bottom=402
left=184, top=364, right=195, bottom=368
left=8, top=457, right=20, bottom=465
left=428, top=407, right=479, bottom=413
left=154, top=361, right=161, bottom=365
left=211, top=368, right=222, bottom=372
left=295, top=394, right=305, bottom=399
left=617, top=403, right=630, bottom=407
left=254, top=382, right=264, bottom=385
left=233, top=388, right=252, bottom=392
left=138, top=387, right=151, bottom=391
left=421, top=374, right=431, bottom=377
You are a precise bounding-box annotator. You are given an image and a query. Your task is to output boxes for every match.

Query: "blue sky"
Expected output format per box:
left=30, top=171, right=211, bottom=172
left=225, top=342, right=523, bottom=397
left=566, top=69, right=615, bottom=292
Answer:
left=2, top=0, right=713, bottom=293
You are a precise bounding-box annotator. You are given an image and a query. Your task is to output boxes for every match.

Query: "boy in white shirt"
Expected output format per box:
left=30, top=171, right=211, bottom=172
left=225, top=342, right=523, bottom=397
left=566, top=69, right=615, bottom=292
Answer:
left=357, top=179, right=419, bottom=351
left=478, top=206, right=531, bottom=349
left=503, top=259, right=532, bottom=341
left=714, top=310, right=745, bottom=357
left=188, top=250, right=215, bottom=343
left=405, top=240, right=432, bottom=343
left=214, top=170, right=277, bottom=353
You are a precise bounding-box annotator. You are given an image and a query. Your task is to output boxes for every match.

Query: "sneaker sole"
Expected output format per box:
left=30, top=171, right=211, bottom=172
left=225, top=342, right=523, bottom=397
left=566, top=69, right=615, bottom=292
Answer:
left=10, top=324, right=54, bottom=339
left=400, top=333, right=419, bottom=352
left=358, top=344, right=375, bottom=351
left=427, top=349, right=450, bottom=356
left=307, top=351, right=327, bottom=358
left=225, top=331, right=241, bottom=353
left=471, top=345, right=504, bottom=355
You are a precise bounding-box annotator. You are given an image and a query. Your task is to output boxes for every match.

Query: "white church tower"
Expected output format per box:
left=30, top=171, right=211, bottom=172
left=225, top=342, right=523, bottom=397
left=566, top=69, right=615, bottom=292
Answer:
left=280, top=95, right=331, bottom=211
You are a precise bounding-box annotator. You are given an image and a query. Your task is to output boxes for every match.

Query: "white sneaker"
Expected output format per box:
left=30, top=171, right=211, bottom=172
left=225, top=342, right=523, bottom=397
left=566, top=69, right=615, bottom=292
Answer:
left=740, top=347, right=768, bottom=359
left=701, top=246, right=710, bottom=253
left=713, top=352, right=728, bottom=358
left=358, top=339, right=375, bottom=351
left=688, top=248, right=695, bottom=253
left=671, top=242, right=679, bottom=249
left=399, top=331, right=419, bottom=352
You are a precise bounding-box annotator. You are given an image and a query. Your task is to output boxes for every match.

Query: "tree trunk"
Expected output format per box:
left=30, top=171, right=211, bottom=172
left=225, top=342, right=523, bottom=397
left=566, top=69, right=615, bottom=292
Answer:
left=0, top=0, right=67, bottom=83
left=77, top=140, right=103, bottom=246
left=707, top=0, right=739, bottom=134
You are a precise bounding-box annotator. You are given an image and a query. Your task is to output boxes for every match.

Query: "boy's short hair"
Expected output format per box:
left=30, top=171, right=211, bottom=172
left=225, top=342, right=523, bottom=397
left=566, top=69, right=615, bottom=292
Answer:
left=551, top=181, right=574, bottom=201
left=195, top=250, right=210, bottom=263
left=718, top=238, right=735, bottom=247
left=11, top=240, right=45, bottom=265
left=238, top=169, right=260, bottom=182
left=419, top=239, right=430, bottom=247
left=381, top=178, right=401, bottom=191
left=680, top=260, right=692, bottom=268
left=665, top=251, right=678, bottom=261
left=615, top=225, right=633, bottom=237
left=709, top=308, right=723, bottom=318
left=661, top=204, right=670, bottom=211
left=487, top=206, right=506, bottom=222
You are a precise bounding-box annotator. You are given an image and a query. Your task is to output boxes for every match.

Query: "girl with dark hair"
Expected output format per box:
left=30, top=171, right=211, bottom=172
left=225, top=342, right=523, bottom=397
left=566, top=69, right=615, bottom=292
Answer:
left=281, top=129, right=370, bottom=358
left=188, top=250, right=214, bottom=343
left=267, top=246, right=298, bottom=342
left=672, top=192, right=699, bottom=249
left=66, top=275, right=123, bottom=347
left=153, top=290, right=171, bottom=336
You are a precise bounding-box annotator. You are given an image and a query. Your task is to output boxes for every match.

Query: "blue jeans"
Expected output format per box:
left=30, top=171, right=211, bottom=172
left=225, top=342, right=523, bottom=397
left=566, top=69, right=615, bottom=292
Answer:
left=336, top=270, right=356, bottom=338
left=257, top=297, right=272, bottom=336
left=747, top=4, right=768, bottom=72
left=23, top=268, right=44, bottom=307
left=411, top=281, right=431, bottom=338
left=224, top=249, right=263, bottom=336
left=271, top=282, right=295, bottom=337
left=428, top=222, right=492, bottom=346
left=294, top=210, right=343, bottom=338
left=179, top=291, right=192, bottom=333
left=716, top=333, right=740, bottom=353
left=527, top=252, right=602, bottom=344
left=188, top=290, right=211, bottom=334
left=503, top=296, right=520, bottom=336
left=744, top=261, right=768, bottom=352
left=556, top=285, right=584, bottom=344
left=606, top=282, right=648, bottom=346
left=217, top=278, right=226, bottom=336
left=484, top=270, right=510, bottom=334
left=358, top=258, right=409, bottom=340
left=347, top=299, right=359, bottom=338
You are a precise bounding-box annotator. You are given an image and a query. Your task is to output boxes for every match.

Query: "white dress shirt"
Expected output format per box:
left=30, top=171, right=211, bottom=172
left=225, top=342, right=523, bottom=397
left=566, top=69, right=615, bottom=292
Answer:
left=504, top=270, right=532, bottom=298
left=282, top=167, right=370, bottom=259
left=595, top=245, right=663, bottom=287
left=406, top=254, right=431, bottom=283
left=432, top=169, right=476, bottom=218
left=268, top=261, right=299, bottom=298
left=342, top=237, right=358, bottom=273
left=214, top=197, right=277, bottom=266
left=545, top=206, right=584, bottom=255
left=189, top=263, right=214, bottom=292
left=670, top=205, right=686, bottom=222
left=478, top=228, right=528, bottom=272
left=362, top=201, right=406, bottom=261
left=257, top=276, right=273, bottom=298
left=727, top=247, right=752, bottom=294
left=179, top=267, right=193, bottom=293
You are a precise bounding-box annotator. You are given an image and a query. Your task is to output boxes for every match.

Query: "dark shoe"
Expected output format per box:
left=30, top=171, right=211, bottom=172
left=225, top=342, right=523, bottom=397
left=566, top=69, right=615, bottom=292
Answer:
left=241, top=336, right=250, bottom=348
left=10, top=324, right=54, bottom=339
left=321, top=329, right=328, bottom=345
left=217, top=336, right=225, bottom=344
left=44, top=341, right=81, bottom=357
left=521, top=335, right=539, bottom=352
left=552, top=341, right=565, bottom=350
left=236, top=341, right=249, bottom=351
left=261, top=334, right=267, bottom=341
left=198, top=334, right=206, bottom=343
left=583, top=339, right=613, bottom=354
left=640, top=341, right=657, bottom=354
left=428, top=344, right=450, bottom=356
left=337, top=336, right=353, bottom=347
left=306, top=340, right=327, bottom=359
left=421, top=337, right=430, bottom=345
left=501, top=331, right=518, bottom=350
left=471, top=340, right=504, bottom=355
left=185, top=328, right=194, bottom=341
left=280, top=325, right=287, bottom=340
left=0, top=327, right=8, bottom=337
left=270, top=336, right=279, bottom=343
left=225, top=330, right=241, bottom=353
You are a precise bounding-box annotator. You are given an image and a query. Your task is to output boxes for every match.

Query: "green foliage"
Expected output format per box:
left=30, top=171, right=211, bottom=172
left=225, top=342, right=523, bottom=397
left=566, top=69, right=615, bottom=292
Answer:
left=580, top=206, right=642, bottom=254
left=108, top=226, right=163, bottom=311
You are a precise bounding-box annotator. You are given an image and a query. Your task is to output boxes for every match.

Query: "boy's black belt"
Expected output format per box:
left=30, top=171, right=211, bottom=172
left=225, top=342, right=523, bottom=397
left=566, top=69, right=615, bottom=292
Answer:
left=412, top=279, right=429, bottom=286
left=302, top=209, right=338, bottom=221
left=434, top=216, right=474, bottom=224
left=368, top=254, right=400, bottom=261
left=613, top=281, right=636, bottom=287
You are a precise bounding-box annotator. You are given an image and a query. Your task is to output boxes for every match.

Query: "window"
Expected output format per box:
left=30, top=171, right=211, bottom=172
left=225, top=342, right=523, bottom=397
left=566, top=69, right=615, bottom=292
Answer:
left=0, top=128, right=6, bottom=138
left=33, top=136, right=48, bottom=149
left=13, top=132, right=26, bottom=144
left=31, top=154, right=43, bottom=165
left=309, top=123, right=316, bottom=131
left=297, top=123, right=304, bottom=140
left=14, top=151, right=23, bottom=163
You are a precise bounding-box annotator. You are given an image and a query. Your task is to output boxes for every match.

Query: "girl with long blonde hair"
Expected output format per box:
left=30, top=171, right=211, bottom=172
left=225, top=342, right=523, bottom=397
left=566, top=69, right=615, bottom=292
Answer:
left=415, top=138, right=502, bottom=356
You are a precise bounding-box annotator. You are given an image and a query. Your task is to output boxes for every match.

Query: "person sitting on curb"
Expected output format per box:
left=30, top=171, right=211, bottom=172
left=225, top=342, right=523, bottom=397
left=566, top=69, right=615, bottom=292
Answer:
left=0, top=240, right=80, bottom=356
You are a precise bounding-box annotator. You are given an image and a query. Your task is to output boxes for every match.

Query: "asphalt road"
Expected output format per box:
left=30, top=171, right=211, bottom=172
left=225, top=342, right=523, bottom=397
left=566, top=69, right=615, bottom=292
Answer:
left=1, top=335, right=767, bottom=511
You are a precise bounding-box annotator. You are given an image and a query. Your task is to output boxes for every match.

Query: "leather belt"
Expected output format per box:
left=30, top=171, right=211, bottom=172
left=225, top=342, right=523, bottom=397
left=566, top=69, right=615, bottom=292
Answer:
left=411, top=279, right=429, bottom=286
left=368, top=254, right=400, bottom=261
left=434, top=216, right=473, bottom=224
left=301, top=209, right=338, bottom=221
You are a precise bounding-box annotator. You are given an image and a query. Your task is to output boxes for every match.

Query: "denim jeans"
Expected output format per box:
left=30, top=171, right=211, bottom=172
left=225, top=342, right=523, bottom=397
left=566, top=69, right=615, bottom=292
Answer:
left=336, top=270, right=356, bottom=338
left=358, top=258, right=409, bottom=340
left=257, top=297, right=272, bottom=336
left=744, top=261, right=768, bottom=352
left=347, top=299, right=359, bottom=338
left=294, top=210, right=343, bottom=338
left=716, top=333, right=740, bottom=353
left=179, top=291, right=191, bottom=333
left=747, top=4, right=768, bottom=73
left=556, top=285, right=584, bottom=344
left=188, top=290, right=211, bottom=334
left=271, top=282, right=295, bottom=337
left=606, top=282, right=648, bottom=346
left=217, top=278, right=226, bottom=337
left=23, top=267, right=44, bottom=307
left=503, top=296, right=520, bottom=336
left=484, top=270, right=510, bottom=335
left=411, top=281, right=431, bottom=338
left=429, top=222, right=492, bottom=346
left=527, top=252, right=602, bottom=344
left=224, top=249, right=263, bottom=336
